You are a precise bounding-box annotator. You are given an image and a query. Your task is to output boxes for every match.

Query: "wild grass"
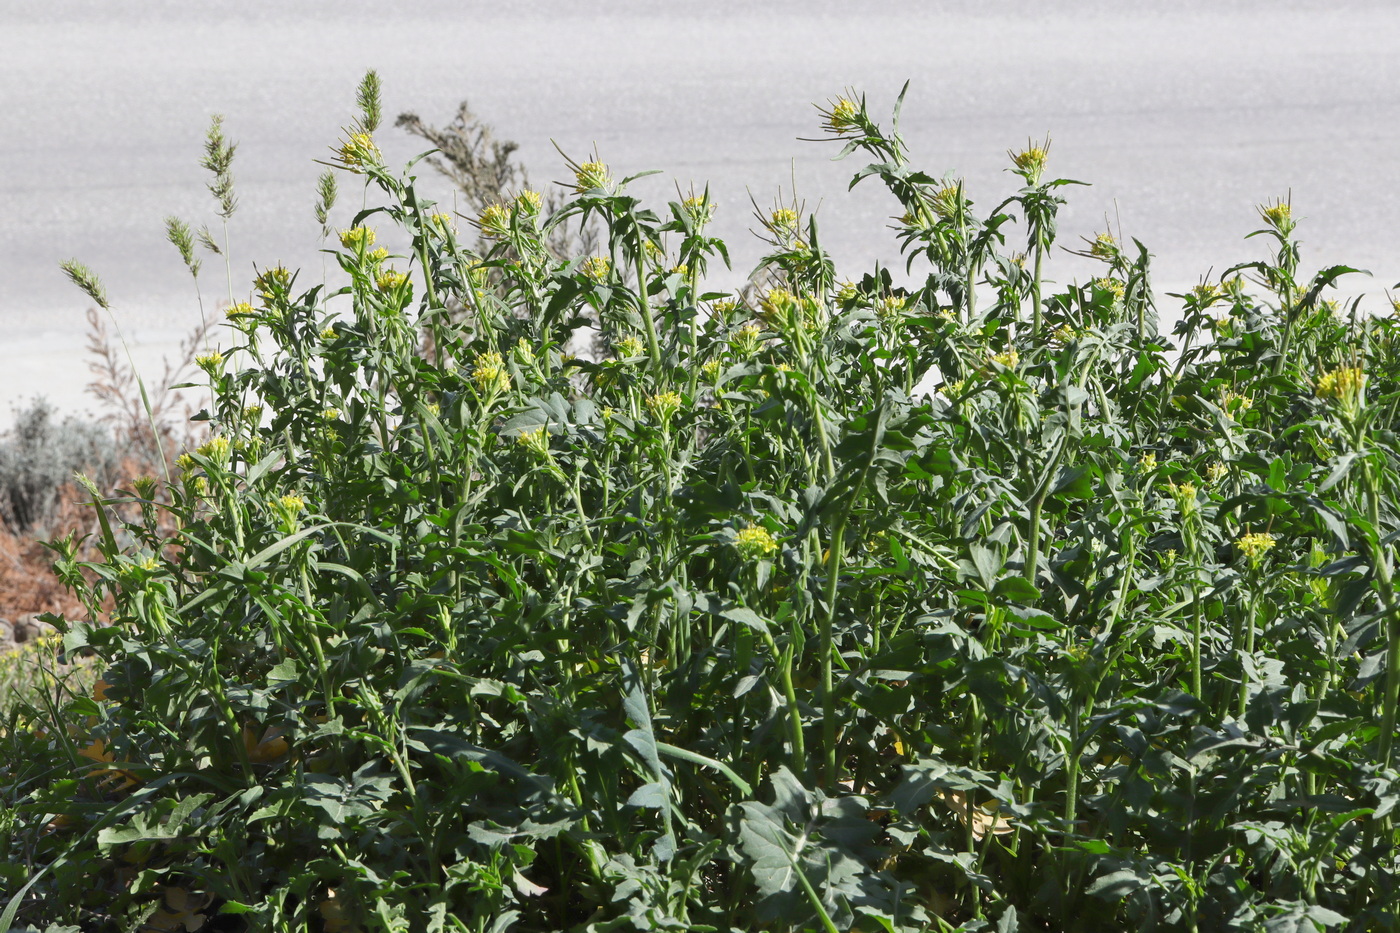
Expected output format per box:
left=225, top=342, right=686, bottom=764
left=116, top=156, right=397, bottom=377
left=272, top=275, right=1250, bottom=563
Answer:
left=4, top=74, right=1400, bottom=932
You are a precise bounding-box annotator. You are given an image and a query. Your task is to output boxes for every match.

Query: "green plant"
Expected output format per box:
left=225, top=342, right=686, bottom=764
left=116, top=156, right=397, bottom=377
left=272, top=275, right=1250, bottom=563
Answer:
left=5, top=77, right=1400, bottom=932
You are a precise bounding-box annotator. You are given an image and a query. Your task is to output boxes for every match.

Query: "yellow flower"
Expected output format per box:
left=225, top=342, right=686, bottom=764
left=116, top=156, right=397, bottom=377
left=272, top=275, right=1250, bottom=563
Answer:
left=875, top=295, right=908, bottom=321
left=1206, top=461, right=1228, bottom=484
left=734, top=525, right=779, bottom=562
left=1092, top=277, right=1125, bottom=300
left=272, top=493, right=305, bottom=532
left=615, top=335, right=645, bottom=359
left=1220, top=389, right=1253, bottom=416
left=759, top=288, right=797, bottom=319
left=516, top=426, right=551, bottom=457
left=478, top=203, right=511, bottom=238
left=1089, top=232, right=1117, bottom=261
left=471, top=351, right=511, bottom=395
left=989, top=349, right=1019, bottom=369
left=1136, top=452, right=1157, bottom=472
left=1009, top=141, right=1049, bottom=184
left=1169, top=481, right=1198, bottom=516
left=255, top=265, right=293, bottom=304
left=769, top=208, right=800, bottom=237
left=1259, top=199, right=1292, bottom=231
left=930, top=185, right=964, bottom=221
left=574, top=160, right=612, bottom=193
left=195, top=351, right=224, bottom=376
left=1191, top=282, right=1221, bottom=305
left=645, top=391, right=683, bottom=424
left=227, top=301, right=257, bottom=320
left=1315, top=365, right=1364, bottom=404
left=682, top=195, right=715, bottom=225
left=711, top=298, right=740, bottom=317
left=176, top=453, right=196, bottom=473
left=428, top=212, right=455, bottom=232
left=1236, top=531, right=1276, bottom=568
left=337, top=132, right=382, bottom=170
left=242, top=404, right=263, bottom=420
left=580, top=256, right=611, bottom=283
left=339, top=226, right=376, bottom=250
left=197, top=436, right=231, bottom=464
left=822, top=97, right=860, bottom=133
left=321, top=407, right=342, bottom=421
left=515, top=189, right=543, bottom=215
left=701, top=359, right=723, bottom=381
left=731, top=322, right=763, bottom=358
left=320, top=325, right=337, bottom=341
left=367, top=247, right=389, bottom=264
left=375, top=269, right=407, bottom=292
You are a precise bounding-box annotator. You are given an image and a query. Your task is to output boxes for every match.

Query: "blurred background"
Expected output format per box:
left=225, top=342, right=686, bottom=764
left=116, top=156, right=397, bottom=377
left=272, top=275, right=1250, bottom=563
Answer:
left=3, top=0, right=1398, bottom=424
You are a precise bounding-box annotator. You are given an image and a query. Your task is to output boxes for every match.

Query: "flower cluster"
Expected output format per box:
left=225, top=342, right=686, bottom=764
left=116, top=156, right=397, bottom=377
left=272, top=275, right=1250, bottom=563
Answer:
left=580, top=256, right=611, bottom=283
left=515, top=426, right=551, bottom=458
left=1092, top=277, right=1125, bottom=300
left=734, top=525, right=779, bottom=562
left=478, top=204, right=511, bottom=239
left=471, top=351, right=511, bottom=395
left=339, top=226, right=376, bottom=250
left=930, top=185, right=964, bottom=222
left=769, top=208, right=800, bottom=238
left=195, top=351, right=225, bottom=377
left=1236, top=531, right=1276, bottom=568
left=989, top=349, right=1019, bottom=369
left=376, top=269, right=407, bottom=292
left=574, top=160, right=612, bottom=193
left=1009, top=141, right=1049, bottom=184
left=197, top=436, right=231, bottom=465
left=1089, top=232, right=1118, bottom=262
left=1259, top=200, right=1292, bottom=231
left=272, top=493, right=305, bottom=533
left=730, top=323, right=763, bottom=358
left=822, top=97, right=860, bottom=134
left=682, top=195, right=715, bottom=226
left=645, top=391, right=683, bottom=424
left=337, top=132, right=382, bottom=171
left=1315, top=366, right=1364, bottom=405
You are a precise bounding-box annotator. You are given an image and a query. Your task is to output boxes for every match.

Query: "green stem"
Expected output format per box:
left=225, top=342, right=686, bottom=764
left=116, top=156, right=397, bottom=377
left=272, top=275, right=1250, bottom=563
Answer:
left=633, top=218, right=663, bottom=374
left=1031, top=237, right=1045, bottom=338
left=761, top=628, right=806, bottom=772
left=821, top=520, right=846, bottom=788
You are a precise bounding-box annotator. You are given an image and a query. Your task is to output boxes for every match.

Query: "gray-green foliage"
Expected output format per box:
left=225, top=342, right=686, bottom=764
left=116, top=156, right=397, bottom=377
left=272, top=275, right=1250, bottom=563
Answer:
left=0, top=400, right=115, bottom=533
left=7, top=78, right=1400, bottom=932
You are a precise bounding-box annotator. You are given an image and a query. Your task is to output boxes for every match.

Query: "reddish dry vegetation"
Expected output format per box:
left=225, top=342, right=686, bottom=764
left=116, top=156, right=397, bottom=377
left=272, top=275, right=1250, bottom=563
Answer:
left=0, top=486, right=96, bottom=623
